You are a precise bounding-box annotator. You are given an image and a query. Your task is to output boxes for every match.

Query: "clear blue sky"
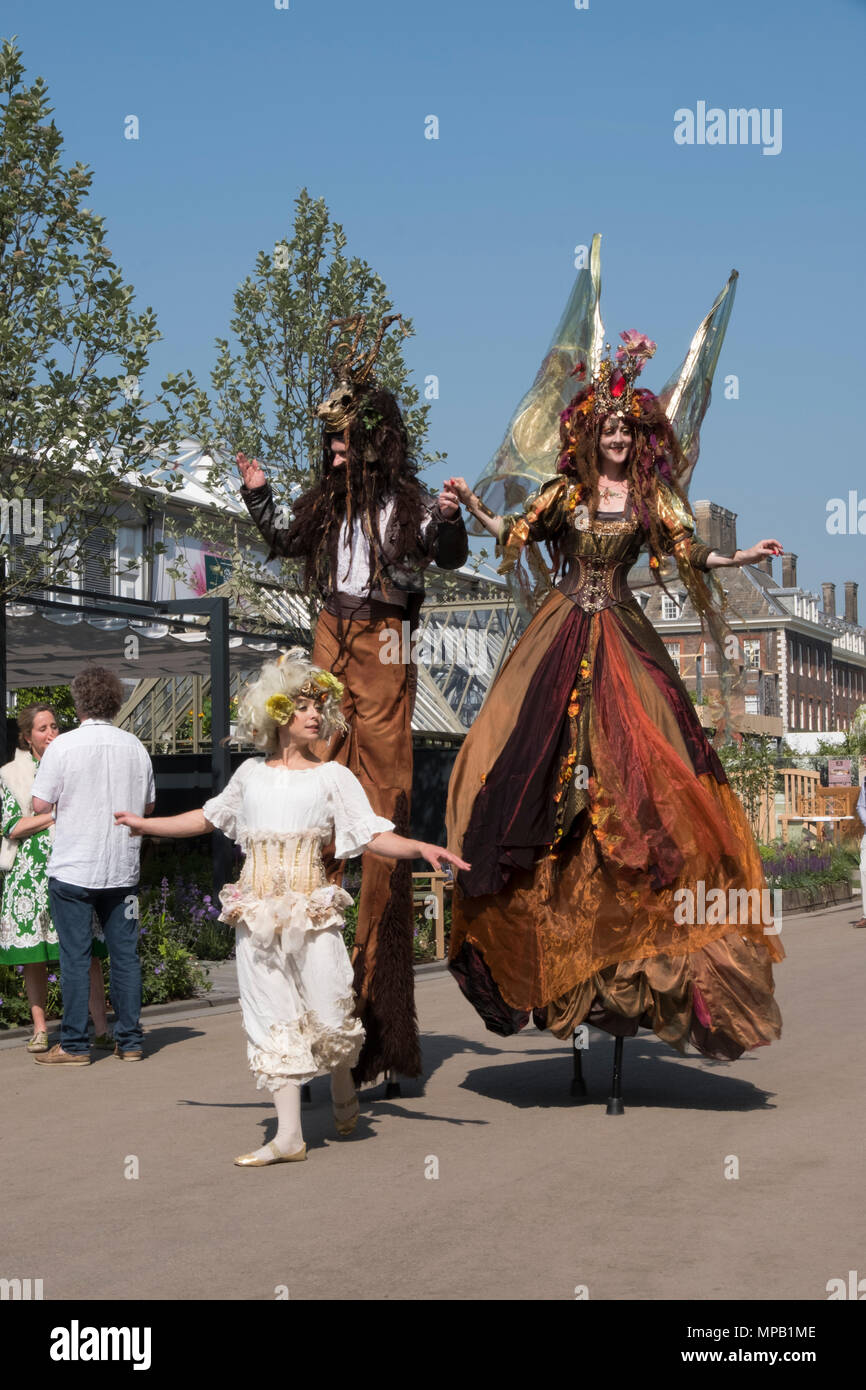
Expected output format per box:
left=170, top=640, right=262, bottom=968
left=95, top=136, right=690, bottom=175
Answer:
left=7, top=0, right=866, bottom=601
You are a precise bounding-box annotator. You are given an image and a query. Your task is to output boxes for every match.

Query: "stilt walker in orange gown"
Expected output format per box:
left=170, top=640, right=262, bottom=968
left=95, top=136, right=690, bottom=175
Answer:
left=445, top=238, right=784, bottom=1070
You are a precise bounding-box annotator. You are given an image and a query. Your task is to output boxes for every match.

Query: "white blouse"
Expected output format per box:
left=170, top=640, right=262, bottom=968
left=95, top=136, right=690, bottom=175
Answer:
left=202, top=759, right=394, bottom=860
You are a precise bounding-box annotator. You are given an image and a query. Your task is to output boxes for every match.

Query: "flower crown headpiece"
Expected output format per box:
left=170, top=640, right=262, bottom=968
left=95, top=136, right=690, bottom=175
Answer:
left=569, top=330, right=658, bottom=420
left=263, top=653, right=344, bottom=727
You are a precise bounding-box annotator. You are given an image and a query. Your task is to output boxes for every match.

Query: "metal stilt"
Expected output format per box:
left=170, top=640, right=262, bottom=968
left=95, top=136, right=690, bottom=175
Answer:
left=605, top=1036, right=625, bottom=1115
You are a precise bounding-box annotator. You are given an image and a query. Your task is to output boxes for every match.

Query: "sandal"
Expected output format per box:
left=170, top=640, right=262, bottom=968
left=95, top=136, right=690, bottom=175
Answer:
left=333, top=1094, right=360, bottom=1136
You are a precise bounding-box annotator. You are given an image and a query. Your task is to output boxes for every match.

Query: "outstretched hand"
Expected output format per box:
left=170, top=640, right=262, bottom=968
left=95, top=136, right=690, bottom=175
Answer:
left=418, top=844, right=471, bottom=877
left=438, top=485, right=460, bottom=518
left=114, top=811, right=145, bottom=837
left=741, top=538, right=784, bottom=564
left=445, top=476, right=474, bottom=506
left=237, top=452, right=267, bottom=489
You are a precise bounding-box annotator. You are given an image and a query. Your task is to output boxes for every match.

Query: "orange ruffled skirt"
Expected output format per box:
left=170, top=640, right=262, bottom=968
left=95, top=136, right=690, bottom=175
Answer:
left=446, top=591, right=783, bottom=1060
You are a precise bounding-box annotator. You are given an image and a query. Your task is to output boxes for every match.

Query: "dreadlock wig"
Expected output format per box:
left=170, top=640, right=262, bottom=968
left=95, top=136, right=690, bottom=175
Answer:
left=279, top=387, right=427, bottom=598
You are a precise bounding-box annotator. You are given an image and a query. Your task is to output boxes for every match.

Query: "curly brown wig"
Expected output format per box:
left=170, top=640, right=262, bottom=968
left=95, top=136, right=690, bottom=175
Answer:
left=555, top=386, right=692, bottom=584
left=279, top=388, right=426, bottom=597
left=17, top=703, right=60, bottom=750
left=70, top=667, right=124, bottom=721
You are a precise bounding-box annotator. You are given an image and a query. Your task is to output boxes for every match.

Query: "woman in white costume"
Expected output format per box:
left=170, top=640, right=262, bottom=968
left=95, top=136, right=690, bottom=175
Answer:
left=115, top=650, right=468, bottom=1167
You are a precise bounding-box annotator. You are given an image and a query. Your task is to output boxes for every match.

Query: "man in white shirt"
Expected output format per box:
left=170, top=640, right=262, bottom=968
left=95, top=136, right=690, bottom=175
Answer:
left=31, top=667, right=155, bottom=1063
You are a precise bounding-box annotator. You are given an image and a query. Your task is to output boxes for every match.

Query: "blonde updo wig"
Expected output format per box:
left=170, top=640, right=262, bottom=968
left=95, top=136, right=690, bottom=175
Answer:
left=235, top=647, right=347, bottom=754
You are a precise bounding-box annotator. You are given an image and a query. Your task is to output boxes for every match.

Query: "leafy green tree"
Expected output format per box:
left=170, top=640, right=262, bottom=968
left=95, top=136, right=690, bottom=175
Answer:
left=848, top=704, right=866, bottom=758
left=13, top=683, right=75, bottom=728
left=0, top=37, right=191, bottom=597
left=718, top=734, right=779, bottom=842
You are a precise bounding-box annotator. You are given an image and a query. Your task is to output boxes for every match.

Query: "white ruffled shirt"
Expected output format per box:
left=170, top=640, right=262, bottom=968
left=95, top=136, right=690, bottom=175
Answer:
left=336, top=500, right=397, bottom=600
left=202, top=758, right=393, bottom=857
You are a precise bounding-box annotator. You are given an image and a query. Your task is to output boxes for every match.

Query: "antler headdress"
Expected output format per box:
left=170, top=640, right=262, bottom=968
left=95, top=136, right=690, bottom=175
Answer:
left=316, top=313, right=406, bottom=432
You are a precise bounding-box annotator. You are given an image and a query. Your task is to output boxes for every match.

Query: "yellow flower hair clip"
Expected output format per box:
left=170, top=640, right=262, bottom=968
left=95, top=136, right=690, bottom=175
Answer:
left=314, top=671, right=344, bottom=701
left=265, top=694, right=296, bottom=725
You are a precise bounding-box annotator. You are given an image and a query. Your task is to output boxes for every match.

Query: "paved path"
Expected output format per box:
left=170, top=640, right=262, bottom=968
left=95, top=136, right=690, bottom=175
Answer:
left=2, top=901, right=863, bottom=1301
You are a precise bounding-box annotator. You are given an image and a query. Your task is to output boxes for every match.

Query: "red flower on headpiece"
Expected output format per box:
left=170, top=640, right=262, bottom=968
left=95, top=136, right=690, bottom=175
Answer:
left=611, top=372, right=626, bottom=398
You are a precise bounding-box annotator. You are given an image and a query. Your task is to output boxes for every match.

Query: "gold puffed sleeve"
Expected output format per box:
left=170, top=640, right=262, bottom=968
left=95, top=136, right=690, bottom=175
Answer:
left=654, top=480, right=714, bottom=572
left=653, top=479, right=736, bottom=645
left=496, top=476, right=571, bottom=573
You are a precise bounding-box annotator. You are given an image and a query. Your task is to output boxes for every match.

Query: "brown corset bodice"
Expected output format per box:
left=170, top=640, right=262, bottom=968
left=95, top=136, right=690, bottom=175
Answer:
left=556, top=508, right=644, bottom=612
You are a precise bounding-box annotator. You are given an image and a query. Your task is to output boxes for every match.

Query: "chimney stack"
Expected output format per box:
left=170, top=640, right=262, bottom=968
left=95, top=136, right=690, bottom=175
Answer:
left=692, top=500, right=738, bottom=558
left=822, top=581, right=836, bottom=618
left=781, top=552, right=798, bottom=589
left=756, top=557, right=773, bottom=575
left=844, top=580, right=859, bottom=626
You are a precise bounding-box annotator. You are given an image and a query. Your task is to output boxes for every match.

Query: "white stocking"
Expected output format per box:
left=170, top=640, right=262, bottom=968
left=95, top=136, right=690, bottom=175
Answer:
left=247, top=1081, right=304, bottom=1160
left=272, top=1081, right=304, bottom=1154
left=330, top=1063, right=355, bottom=1107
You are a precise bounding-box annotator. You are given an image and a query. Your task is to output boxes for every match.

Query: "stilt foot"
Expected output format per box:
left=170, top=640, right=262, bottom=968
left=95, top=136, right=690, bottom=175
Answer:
left=606, top=1035, right=625, bottom=1115
left=571, top=1028, right=588, bottom=1099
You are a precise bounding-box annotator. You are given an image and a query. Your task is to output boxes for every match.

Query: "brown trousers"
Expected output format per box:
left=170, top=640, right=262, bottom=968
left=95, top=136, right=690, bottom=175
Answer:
left=312, top=610, right=420, bottom=1080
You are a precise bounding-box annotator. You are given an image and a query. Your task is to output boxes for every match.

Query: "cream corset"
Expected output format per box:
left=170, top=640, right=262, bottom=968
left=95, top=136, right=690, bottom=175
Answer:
left=238, top=828, right=331, bottom=896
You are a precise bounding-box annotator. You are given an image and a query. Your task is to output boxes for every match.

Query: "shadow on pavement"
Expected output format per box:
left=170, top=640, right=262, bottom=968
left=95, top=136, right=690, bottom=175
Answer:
left=137, top=1023, right=208, bottom=1056
left=458, top=1036, right=775, bottom=1112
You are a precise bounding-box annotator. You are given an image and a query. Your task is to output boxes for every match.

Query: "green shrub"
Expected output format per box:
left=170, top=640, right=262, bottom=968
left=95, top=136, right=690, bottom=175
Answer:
left=760, top=844, right=858, bottom=893
left=137, top=879, right=214, bottom=1000
left=0, top=965, right=34, bottom=1028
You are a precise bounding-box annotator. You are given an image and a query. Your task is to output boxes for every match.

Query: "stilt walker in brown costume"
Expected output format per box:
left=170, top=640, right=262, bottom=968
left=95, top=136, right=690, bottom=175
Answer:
left=238, top=315, right=468, bottom=1084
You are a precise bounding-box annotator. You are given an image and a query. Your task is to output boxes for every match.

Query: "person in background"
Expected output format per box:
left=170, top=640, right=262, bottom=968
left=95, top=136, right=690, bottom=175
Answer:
left=0, top=703, right=109, bottom=1051
left=30, top=669, right=155, bottom=1065
left=854, top=770, right=866, bottom=929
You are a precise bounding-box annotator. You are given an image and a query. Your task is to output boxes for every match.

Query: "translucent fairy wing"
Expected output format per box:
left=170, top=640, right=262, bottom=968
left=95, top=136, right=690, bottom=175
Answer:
left=658, top=269, right=738, bottom=495
left=470, top=234, right=604, bottom=528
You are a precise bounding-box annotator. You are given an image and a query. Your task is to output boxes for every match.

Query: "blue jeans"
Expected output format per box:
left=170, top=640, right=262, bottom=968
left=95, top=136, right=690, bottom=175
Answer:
left=48, top=879, right=142, bottom=1054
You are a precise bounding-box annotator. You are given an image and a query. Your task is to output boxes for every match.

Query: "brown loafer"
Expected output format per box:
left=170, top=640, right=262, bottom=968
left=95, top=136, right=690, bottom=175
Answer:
left=33, top=1044, right=91, bottom=1066
left=113, top=1044, right=144, bottom=1061
left=852, top=917, right=866, bottom=929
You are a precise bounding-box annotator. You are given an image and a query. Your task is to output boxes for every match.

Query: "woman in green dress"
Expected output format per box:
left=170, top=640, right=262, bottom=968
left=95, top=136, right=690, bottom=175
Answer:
left=0, top=703, right=109, bottom=1052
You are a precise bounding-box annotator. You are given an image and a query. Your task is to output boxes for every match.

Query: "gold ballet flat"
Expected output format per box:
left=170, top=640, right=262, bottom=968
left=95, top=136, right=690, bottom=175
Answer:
left=333, top=1095, right=360, bottom=1136
left=233, top=1140, right=307, bottom=1167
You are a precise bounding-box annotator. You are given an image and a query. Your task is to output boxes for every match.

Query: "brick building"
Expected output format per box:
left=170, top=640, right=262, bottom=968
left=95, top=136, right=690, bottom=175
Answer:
left=629, top=500, right=866, bottom=738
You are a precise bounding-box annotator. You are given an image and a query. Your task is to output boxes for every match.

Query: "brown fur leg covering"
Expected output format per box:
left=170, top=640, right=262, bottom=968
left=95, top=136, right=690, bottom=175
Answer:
left=353, top=792, right=422, bottom=1083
